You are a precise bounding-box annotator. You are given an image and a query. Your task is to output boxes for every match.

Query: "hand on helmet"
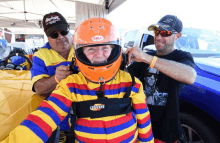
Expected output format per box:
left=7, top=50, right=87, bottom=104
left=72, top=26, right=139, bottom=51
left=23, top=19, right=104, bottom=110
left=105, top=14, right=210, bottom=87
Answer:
left=55, top=65, right=73, bottom=82
left=124, top=47, right=146, bottom=64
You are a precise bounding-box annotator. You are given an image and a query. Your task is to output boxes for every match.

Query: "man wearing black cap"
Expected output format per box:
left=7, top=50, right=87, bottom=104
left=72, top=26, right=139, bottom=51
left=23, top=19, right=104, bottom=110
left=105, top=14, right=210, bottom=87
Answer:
left=31, top=12, right=77, bottom=143
left=31, top=12, right=76, bottom=96
left=125, top=15, right=197, bottom=143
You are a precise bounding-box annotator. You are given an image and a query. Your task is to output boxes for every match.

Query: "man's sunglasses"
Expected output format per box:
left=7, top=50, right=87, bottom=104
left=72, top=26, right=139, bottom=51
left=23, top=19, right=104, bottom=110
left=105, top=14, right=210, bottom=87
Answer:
left=50, top=30, right=69, bottom=39
left=154, top=30, right=178, bottom=37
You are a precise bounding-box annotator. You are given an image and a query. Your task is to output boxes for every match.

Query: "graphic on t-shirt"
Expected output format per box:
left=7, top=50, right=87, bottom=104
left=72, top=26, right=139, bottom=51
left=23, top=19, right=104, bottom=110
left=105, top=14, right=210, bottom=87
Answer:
left=144, top=67, right=168, bottom=106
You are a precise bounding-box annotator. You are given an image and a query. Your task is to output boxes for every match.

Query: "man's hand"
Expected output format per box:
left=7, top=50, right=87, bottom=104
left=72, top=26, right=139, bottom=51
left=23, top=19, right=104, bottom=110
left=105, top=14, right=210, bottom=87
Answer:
left=55, top=65, right=73, bottom=82
left=125, top=47, right=148, bottom=64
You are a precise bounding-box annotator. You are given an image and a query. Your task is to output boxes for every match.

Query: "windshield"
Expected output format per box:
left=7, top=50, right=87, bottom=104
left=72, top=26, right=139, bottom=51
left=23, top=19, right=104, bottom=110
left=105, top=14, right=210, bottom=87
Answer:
left=8, top=42, right=33, bottom=55
left=175, top=28, right=220, bottom=58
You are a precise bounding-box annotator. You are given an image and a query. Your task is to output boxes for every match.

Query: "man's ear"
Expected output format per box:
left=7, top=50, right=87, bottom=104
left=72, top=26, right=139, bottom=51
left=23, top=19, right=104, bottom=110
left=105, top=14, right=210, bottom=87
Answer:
left=175, top=33, right=182, bottom=41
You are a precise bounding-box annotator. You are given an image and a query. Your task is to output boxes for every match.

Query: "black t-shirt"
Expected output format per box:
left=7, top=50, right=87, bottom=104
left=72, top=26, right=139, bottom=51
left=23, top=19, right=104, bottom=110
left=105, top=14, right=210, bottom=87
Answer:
left=129, top=49, right=195, bottom=142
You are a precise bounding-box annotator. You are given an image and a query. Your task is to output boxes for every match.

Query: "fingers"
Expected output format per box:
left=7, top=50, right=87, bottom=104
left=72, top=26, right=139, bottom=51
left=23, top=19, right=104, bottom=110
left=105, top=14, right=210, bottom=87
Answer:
left=56, top=65, right=70, bottom=71
left=124, top=47, right=134, bottom=64
left=56, top=71, right=73, bottom=81
left=124, top=47, right=132, bottom=54
left=55, top=65, right=73, bottom=81
left=126, top=47, right=146, bottom=63
left=127, top=48, right=134, bottom=64
left=62, top=70, right=73, bottom=76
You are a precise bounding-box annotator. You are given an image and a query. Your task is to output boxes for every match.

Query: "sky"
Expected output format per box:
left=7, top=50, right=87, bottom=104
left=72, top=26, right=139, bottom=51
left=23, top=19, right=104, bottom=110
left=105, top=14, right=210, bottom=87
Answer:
left=108, top=0, right=220, bottom=32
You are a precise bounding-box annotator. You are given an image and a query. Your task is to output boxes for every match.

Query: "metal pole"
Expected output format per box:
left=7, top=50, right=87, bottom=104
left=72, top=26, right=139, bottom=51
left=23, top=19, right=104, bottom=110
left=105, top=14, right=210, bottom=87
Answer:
left=2, top=28, right=5, bottom=39
left=23, top=0, right=26, bottom=21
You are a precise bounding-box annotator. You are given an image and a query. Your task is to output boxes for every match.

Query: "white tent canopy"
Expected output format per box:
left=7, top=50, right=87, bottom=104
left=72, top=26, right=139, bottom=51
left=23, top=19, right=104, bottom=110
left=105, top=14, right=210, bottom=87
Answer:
left=0, top=0, right=127, bottom=42
left=0, top=0, right=126, bottom=32
left=0, top=0, right=105, bottom=29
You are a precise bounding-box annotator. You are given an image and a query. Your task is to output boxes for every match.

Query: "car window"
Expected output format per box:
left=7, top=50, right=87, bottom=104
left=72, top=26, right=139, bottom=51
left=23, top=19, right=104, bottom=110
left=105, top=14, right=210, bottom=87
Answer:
left=175, top=28, right=220, bottom=58
left=140, top=34, right=154, bottom=50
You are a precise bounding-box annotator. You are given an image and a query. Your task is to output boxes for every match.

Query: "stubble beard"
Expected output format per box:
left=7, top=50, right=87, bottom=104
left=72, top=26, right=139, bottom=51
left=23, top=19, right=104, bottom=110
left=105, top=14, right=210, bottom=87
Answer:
left=156, top=38, right=175, bottom=55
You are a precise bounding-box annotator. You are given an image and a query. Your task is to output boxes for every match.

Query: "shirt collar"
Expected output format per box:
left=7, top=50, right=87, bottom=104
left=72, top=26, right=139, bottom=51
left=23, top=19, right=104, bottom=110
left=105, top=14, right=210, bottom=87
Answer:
left=44, top=43, right=74, bottom=60
left=43, top=42, right=51, bottom=49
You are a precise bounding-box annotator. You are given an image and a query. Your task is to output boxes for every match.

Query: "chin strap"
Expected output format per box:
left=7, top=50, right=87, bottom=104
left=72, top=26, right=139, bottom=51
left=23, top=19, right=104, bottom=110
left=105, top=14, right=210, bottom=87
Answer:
left=69, top=57, right=78, bottom=74
left=119, top=53, right=128, bottom=70
left=96, top=83, right=107, bottom=99
left=96, top=77, right=106, bottom=98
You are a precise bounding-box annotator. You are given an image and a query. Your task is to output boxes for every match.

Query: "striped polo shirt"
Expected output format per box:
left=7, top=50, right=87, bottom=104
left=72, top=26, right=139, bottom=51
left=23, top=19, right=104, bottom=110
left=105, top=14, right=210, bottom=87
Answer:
left=30, top=42, right=77, bottom=130
left=10, top=70, right=154, bottom=143
left=31, top=42, right=76, bottom=89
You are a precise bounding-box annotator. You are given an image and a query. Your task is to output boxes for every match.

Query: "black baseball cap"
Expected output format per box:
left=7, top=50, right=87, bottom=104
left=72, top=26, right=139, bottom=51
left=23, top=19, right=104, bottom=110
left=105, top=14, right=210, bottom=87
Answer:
left=148, top=15, right=183, bottom=33
left=43, top=12, right=69, bottom=37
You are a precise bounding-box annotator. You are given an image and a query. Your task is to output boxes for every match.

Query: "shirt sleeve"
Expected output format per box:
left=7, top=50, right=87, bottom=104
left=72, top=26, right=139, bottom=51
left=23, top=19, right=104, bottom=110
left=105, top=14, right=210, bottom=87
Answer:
left=178, top=51, right=195, bottom=69
left=7, top=79, right=73, bottom=143
left=131, top=78, right=154, bottom=143
left=31, top=51, right=50, bottom=92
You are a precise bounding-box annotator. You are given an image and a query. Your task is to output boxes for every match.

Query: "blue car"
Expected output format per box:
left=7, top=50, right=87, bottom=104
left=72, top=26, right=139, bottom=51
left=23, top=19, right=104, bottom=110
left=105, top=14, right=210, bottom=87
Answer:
left=123, top=27, right=220, bottom=143
left=177, top=28, right=220, bottom=143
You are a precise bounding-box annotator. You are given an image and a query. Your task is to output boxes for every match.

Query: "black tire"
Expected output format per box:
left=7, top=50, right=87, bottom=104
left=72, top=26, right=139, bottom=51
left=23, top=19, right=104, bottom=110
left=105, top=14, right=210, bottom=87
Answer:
left=179, top=112, right=218, bottom=143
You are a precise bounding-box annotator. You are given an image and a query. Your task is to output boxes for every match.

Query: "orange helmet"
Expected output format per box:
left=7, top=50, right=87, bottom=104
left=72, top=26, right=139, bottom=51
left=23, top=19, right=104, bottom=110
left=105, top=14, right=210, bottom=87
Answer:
left=73, top=18, right=122, bottom=83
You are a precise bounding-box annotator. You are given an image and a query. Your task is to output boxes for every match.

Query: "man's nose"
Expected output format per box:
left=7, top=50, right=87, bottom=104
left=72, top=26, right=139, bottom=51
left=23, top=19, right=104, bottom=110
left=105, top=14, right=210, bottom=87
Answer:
left=95, top=48, right=103, bottom=56
left=155, top=33, right=162, bottom=39
left=57, top=32, right=65, bottom=39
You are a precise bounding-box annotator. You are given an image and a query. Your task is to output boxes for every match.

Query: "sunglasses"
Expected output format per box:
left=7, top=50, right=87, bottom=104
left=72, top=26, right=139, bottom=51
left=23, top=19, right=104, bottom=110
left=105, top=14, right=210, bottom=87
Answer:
left=50, top=30, right=69, bottom=39
left=154, top=30, right=178, bottom=37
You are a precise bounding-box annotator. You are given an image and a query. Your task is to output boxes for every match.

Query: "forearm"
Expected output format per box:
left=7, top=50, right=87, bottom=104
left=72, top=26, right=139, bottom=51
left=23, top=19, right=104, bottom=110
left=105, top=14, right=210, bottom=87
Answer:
left=142, top=53, right=197, bottom=85
left=34, top=75, right=57, bottom=97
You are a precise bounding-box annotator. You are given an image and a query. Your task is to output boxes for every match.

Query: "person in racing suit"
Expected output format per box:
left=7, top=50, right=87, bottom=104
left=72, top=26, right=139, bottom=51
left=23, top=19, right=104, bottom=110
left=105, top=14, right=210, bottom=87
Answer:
left=7, top=18, right=154, bottom=143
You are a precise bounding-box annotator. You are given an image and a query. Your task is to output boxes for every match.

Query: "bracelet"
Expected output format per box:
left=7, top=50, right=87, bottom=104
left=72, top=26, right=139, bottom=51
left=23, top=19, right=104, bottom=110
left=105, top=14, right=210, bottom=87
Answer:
left=55, top=75, right=60, bottom=84
left=150, top=56, right=157, bottom=68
